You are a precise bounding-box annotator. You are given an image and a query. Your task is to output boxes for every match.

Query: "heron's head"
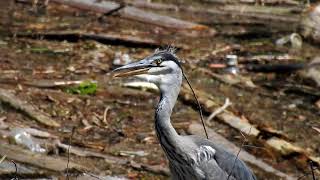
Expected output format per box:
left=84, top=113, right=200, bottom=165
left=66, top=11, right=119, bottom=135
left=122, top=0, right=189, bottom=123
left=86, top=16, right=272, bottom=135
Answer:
left=112, top=49, right=183, bottom=91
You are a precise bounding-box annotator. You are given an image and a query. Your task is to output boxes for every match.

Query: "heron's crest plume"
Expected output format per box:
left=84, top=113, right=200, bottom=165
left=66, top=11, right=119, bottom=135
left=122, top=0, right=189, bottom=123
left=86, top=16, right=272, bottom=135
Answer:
left=154, top=46, right=177, bottom=55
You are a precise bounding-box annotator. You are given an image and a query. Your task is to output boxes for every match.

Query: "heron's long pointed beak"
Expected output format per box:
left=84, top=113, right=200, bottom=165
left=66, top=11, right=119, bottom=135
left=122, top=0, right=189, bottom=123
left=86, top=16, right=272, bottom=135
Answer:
left=111, top=59, right=156, bottom=78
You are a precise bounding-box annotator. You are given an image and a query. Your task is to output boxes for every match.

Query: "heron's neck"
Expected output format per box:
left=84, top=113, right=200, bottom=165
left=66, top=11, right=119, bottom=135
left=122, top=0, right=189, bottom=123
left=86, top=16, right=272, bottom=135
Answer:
left=155, top=84, right=180, bottom=151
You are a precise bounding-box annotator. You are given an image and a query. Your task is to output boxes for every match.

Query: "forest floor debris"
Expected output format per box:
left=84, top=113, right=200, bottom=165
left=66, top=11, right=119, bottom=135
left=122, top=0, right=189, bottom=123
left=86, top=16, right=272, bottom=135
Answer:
left=0, top=0, right=319, bottom=179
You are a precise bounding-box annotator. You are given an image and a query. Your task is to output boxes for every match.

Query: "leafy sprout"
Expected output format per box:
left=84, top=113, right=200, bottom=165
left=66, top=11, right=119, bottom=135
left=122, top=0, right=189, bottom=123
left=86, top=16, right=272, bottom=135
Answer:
left=66, top=80, right=97, bottom=95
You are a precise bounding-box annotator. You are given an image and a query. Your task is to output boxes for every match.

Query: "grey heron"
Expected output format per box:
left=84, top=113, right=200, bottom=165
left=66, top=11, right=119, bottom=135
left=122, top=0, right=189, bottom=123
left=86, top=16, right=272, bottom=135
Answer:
left=112, top=48, right=257, bottom=180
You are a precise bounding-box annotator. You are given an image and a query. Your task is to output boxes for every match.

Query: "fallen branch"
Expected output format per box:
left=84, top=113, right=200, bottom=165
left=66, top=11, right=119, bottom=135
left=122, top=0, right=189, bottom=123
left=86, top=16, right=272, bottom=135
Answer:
left=265, top=138, right=320, bottom=167
left=0, top=143, right=88, bottom=172
left=56, top=141, right=170, bottom=176
left=51, top=0, right=210, bottom=31
left=15, top=31, right=164, bottom=49
left=0, top=89, right=60, bottom=127
left=245, top=63, right=305, bottom=73
left=0, top=159, right=49, bottom=179
left=127, top=0, right=301, bottom=35
left=263, top=82, right=320, bottom=97
left=265, top=137, right=304, bottom=155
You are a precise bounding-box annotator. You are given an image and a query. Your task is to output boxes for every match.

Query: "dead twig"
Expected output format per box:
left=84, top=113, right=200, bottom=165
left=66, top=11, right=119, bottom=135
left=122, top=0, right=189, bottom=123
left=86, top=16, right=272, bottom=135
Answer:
left=82, top=172, right=103, bottom=180
left=310, top=161, right=316, bottom=180
left=66, top=127, right=76, bottom=180
left=227, top=126, right=252, bottom=180
left=11, top=160, right=18, bottom=180
left=242, top=145, right=266, bottom=150
left=81, top=118, right=93, bottom=130
left=0, top=155, right=6, bottom=164
left=182, top=72, right=209, bottom=139
left=103, top=2, right=125, bottom=16
left=312, top=127, right=320, bottom=134
left=297, top=166, right=319, bottom=180
left=206, top=98, right=232, bottom=126
left=103, top=106, right=110, bottom=126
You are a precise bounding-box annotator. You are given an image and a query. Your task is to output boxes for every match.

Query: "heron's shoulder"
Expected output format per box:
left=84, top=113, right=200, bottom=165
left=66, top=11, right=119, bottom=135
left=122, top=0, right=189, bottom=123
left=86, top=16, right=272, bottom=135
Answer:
left=187, top=135, right=225, bottom=152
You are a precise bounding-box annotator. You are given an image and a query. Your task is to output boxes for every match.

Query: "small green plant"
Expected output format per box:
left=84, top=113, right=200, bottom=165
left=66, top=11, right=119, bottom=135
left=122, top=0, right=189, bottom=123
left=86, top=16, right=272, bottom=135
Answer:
left=66, top=81, right=97, bottom=95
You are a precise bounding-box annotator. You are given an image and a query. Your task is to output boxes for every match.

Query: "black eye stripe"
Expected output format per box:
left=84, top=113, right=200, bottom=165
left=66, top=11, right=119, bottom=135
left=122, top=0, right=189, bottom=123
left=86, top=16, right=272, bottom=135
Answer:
left=151, top=51, right=182, bottom=68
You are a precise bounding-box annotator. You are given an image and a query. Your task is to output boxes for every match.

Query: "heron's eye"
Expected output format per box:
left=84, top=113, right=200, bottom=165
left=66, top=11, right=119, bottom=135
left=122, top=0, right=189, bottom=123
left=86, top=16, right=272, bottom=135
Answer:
left=155, top=59, right=163, bottom=66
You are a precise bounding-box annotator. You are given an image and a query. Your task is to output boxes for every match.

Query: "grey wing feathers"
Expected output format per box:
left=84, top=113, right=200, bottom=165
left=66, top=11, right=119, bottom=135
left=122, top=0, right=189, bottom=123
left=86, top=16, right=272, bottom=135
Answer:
left=195, top=145, right=235, bottom=179
left=190, top=135, right=257, bottom=180
left=196, top=146, right=216, bottom=164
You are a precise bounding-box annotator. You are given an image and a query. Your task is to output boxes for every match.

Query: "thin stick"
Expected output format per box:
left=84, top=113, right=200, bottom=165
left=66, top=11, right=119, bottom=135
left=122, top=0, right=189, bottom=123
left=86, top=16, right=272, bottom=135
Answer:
left=227, top=126, right=252, bottom=180
left=103, top=3, right=125, bottom=16
left=0, top=155, right=6, bottom=164
left=310, top=161, right=316, bottom=180
left=66, top=127, right=75, bottom=180
left=242, top=144, right=266, bottom=150
left=83, top=171, right=104, bottom=180
left=182, top=72, right=209, bottom=139
left=206, top=98, right=232, bottom=126
left=297, top=166, right=319, bottom=180
left=11, top=160, right=18, bottom=180
left=103, top=106, right=110, bottom=125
